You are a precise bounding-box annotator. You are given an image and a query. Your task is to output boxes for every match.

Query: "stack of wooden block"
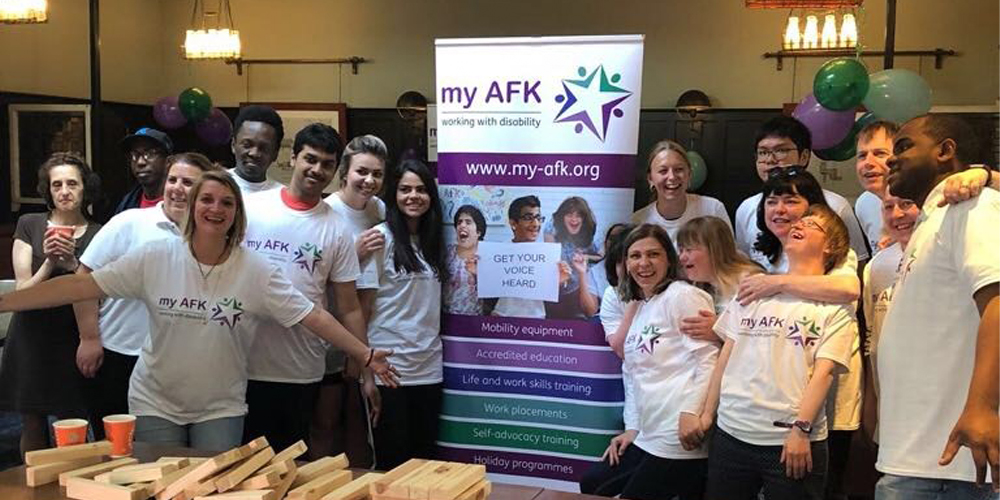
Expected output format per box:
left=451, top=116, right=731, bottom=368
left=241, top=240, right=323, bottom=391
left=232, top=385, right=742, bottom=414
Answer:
left=368, top=459, right=490, bottom=500
left=24, top=436, right=390, bottom=500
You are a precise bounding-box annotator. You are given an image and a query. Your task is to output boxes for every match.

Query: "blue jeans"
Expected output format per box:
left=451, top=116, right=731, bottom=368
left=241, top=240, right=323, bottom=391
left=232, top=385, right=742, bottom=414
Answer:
left=875, top=474, right=999, bottom=500
left=135, top=415, right=244, bottom=452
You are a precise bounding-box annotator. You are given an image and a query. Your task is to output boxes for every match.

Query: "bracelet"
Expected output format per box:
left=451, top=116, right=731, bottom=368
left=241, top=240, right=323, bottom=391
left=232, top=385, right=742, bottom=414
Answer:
left=364, top=348, right=374, bottom=367
left=975, top=165, right=995, bottom=190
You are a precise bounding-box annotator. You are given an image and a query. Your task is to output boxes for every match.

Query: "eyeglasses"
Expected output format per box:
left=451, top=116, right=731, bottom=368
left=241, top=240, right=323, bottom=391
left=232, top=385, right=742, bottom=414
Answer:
left=791, top=218, right=826, bottom=234
left=518, top=214, right=545, bottom=223
left=756, top=147, right=799, bottom=162
left=766, top=165, right=807, bottom=179
left=129, top=150, right=164, bottom=162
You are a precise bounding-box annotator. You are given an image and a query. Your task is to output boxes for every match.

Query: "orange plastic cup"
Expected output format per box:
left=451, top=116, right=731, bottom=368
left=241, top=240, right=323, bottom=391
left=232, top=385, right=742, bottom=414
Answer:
left=102, top=414, right=136, bottom=457
left=52, top=419, right=89, bottom=447
left=46, top=225, right=75, bottom=239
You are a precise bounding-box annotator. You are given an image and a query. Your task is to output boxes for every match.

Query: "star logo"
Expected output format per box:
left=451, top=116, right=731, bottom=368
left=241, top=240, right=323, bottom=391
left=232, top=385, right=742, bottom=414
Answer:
left=210, top=297, right=243, bottom=329
left=637, top=325, right=661, bottom=355
left=786, top=316, right=821, bottom=349
left=293, top=243, right=323, bottom=274
left=553, top=65, right=632, bottom=142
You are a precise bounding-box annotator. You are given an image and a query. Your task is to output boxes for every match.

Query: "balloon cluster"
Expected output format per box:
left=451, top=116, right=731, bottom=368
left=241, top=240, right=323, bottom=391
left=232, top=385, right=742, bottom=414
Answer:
left=153, top=87, right=233, bottom=146
left=793, top=58, right=932, bottom=161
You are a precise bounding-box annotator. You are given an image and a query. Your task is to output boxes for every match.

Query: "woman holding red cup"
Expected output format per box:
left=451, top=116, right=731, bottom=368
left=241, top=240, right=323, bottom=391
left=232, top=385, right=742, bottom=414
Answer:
left=0, top=152, right=101, bottom=455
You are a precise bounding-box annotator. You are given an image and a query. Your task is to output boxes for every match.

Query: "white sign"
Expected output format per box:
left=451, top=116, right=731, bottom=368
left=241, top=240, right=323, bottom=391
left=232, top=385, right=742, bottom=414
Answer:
left=476, top=241, right=561, bottom=301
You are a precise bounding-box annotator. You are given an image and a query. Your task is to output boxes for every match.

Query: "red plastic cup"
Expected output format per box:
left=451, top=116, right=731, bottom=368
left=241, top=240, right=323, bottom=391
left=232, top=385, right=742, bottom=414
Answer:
left=46, top=225, right=75, bottom=239
left=52, top=419, right=89, bottom=447
left=102, top=414, right=136, bottom=457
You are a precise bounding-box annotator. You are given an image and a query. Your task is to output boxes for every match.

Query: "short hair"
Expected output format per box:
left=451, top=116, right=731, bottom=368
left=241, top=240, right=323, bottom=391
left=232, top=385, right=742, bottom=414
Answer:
left=602, top=223, right=635, bottom=289
left=802, top=204, right=850, bottom=273
left=338, top=134, right=389, bottom=183
left=454, top=204, right=487, bottom=240
left=618, top=223, right=683, bottom=302
left=233, top=105, right=284, bottom=146
left=857, top=120, right=900, bottom=144
left=912, top=114, right=980, bottom=165
left=756, top=115, right=812, bottom=152
left=37, top=152, right=101, bottom=215
left=508, top=195, right=540, bottom=221
left=165, top=152, right=221, bottom=174
left=552, top=196, right=597, bottom=248
left=676, top=216, right=763, bottom=301
left=183, top=170, right=247, bottom=257
left=753, top=168, right=828, bottom=264
left=292, top=123, right=343, bottom=159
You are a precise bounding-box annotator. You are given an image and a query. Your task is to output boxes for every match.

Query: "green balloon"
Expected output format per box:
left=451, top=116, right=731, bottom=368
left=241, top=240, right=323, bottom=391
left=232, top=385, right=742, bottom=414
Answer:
left=862, top=69, right=932, bottom=123
left=855, top=111, right=880, bottom=130
left=686, top=151, right=708, bottom=191
left=814, top=58, right=870, bottom=111
left=178, top=87, right=213, bottom=122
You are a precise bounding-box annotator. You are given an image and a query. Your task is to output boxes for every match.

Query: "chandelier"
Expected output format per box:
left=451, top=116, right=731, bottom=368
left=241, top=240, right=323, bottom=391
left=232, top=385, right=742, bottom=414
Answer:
left=0, top=0, right=47, bottom=24
left=183, top=0, right=241, bottom=60
left=783, top=12, right=857, bottom=50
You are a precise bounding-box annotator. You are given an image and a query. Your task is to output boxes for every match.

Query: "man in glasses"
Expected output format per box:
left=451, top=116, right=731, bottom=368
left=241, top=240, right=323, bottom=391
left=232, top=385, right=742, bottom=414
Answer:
left=114, top=127, right=172, bottom=216
left=734, top=116, right=869, bottom=267
left=874, top=114, right=999, bottom=499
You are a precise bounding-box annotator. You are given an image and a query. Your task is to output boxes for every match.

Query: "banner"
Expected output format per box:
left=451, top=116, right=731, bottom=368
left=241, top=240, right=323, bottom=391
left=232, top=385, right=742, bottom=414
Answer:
left=436, top=35, right=643, bottom=490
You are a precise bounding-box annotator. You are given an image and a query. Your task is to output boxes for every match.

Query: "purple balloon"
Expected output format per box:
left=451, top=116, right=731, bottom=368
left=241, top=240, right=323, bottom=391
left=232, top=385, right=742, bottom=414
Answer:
left=153, top=95, right=187, bottom=130
left=792, top=93, right=855, bottom=150
left=195, top=108, right=233, bottom=146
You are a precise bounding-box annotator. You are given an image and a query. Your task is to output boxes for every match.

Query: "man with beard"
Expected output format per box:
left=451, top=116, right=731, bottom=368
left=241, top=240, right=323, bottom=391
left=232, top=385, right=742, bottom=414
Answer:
left=114, top=128, right=172, bottom=215
left=230, top=105, right=285, bottom=194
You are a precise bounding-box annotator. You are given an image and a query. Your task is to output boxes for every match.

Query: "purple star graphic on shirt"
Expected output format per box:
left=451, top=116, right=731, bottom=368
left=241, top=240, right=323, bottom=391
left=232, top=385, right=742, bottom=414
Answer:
left=293, top=243, right=323, bottom=274
left=637, top=325, right=661, bottom=355
left=786, top=316, right=821, bottom=348
left=210, top=297, right=243, bottom=329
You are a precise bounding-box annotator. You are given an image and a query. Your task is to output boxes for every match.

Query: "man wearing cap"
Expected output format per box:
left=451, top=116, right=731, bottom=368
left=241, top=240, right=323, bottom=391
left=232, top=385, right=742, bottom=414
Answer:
left=230, top=105, right=285, bottom=194
left=114, top=128, right=173, bottom=216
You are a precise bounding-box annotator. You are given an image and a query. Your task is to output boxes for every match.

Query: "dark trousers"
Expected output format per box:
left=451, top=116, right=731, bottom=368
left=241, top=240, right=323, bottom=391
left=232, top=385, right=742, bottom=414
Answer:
left=244, top=380, right=320, bottom=453
left=83, top=349, right=138, bottom=440
left=706, top=428, right=828, bottom=500
left=373, top=383, right=443, bottom=470
left=580, top=443, right=707, bottom=500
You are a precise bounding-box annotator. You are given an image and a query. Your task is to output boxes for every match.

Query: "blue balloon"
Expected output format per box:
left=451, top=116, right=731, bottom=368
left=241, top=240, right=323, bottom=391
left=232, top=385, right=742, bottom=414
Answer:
left=863, top=69, right=932, bottom=124
left=687, top=151, right=708, bottom=191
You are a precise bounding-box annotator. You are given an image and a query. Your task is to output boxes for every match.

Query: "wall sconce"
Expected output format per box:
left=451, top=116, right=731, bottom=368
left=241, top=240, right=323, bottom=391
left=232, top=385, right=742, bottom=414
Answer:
left=184, top=0, right=241, bottom=60
left=783, top=11, right=858, bottom=52
left=803, top=15, right=819, bottom=49
left=839, top=13, right=858, bottom=48
left=0, top=0, right=47, bottom=24
left=783, top=16, right=801, bottom=50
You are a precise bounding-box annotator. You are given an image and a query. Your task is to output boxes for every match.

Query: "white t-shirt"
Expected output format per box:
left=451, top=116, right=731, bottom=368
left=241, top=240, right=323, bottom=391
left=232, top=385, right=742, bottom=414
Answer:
left=877, top=183, right=1000, bottom=482
left=735, top=189, right=870, bottom=264
left=855, top=190, right=883, bottom=252
left=714, top=294, right=856, bottom=446
left=598, top=286, right=637, bottom=432
left=624, top=281, right=718, bottom=459
left=228, top=168, right=282, bottom=194
left=367, top=223, right=443, bottom=385
left=80, top=204, right=181, bottom=356
left=862, top=243, right=903, bottom=415
left=91, top=238, right=314, bottom=425
left=325, top=193, right=385, bottom=289
left=242, top=190, right=360, bottom=383
left=630, top=194, right=733, bottom=242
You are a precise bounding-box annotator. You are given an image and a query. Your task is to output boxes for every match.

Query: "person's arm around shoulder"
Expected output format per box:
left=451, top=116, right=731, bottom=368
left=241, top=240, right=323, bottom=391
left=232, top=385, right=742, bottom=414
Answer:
left=938, top=167, right=1000, bottom=207
left=737, top=251, right=860, bottom=305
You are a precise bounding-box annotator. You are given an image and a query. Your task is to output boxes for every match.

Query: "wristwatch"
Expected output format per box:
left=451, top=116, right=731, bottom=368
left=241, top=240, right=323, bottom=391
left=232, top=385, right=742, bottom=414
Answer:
left=772, top=419, right=813, bottom=434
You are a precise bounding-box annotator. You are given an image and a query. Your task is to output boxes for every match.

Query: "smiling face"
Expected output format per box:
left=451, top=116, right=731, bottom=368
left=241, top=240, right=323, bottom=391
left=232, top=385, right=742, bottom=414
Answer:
left=678, top=242, right=714, bottom=284
left=627, top=236, right=670, bottom=299
left=887, top=118, right=943, bottom=207
left=231, top=121, right=279, bottom=180
left=755, top=135, right=809, bottom=181
left=48, top=165, right=84, bottom=213
left=162, top=162, right=203, bottom=224
left=856, top=129, right=894, bottom=197
left=511, top=205, right=542, bottom=242
left=396, top=171, right=431, bottom=221
left=193, top=180, right=237, bottom=239
left=343, top=152, right=384, bottom=201
left=881, top=188, right=921, bottom=248
left=764, top=191, right=809, bottom=242
left=290, top=144, right=338, bottom=200
left=563, top=210, right=584, bottom=235
left=784, top=215, right=827, bottom=261
left=648, top=149, right=690, bottom=201
left=455, top=213, right=481, bottom=249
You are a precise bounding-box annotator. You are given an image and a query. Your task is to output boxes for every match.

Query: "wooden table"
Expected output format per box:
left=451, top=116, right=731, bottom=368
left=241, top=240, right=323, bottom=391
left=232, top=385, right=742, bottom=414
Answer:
left=0, top=443, right=550, bottom=500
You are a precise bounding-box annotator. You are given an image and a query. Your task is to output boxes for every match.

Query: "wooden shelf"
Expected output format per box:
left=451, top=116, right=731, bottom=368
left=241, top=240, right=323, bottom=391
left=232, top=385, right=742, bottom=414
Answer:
left=762, top=48, right=956, bottom=70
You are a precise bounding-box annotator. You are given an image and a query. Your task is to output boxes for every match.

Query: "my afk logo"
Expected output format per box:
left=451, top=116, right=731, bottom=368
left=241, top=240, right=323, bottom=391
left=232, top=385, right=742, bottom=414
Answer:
left=292, top=243, right=323, bottom=274
left=554, top=65, right=633, bottom=142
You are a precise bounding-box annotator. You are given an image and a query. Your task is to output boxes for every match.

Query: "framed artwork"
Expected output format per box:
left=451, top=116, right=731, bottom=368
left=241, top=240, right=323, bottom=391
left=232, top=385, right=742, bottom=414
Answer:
left=240, top=102, right=347, bottom=190
left=8, top=104, right=92, bottom=208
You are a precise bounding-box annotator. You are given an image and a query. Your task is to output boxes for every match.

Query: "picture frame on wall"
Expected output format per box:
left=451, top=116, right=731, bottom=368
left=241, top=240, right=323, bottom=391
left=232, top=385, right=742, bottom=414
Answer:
left=8, top=104, right=92, bottom=209
left=240, top=102, right=347, bottom=191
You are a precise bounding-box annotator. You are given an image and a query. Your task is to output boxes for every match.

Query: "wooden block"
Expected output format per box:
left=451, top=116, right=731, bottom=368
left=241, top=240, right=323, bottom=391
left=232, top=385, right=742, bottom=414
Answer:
left=319, top=472, right=382, bottom=500
left=291, top=454, right=349, bottom=487
left=273, top=463, right=299, bottom=500
left=214, top=446, right=275, bottom=493
left=255, top=458, right=295, bottom=477
left=26, top=455, right=104, bottom=487
left=193, top=490, right=276, bottom=500
left=407, top=462, right=467, bottom=499
left=25, top=440, right=113, bottom=466
left=454, top=480, right=490, bottom=500
left=151, top=460, right=206, bottom=496
left=287, top=470, right=352, bottom=500
left=60, top=457, right=139, bottom=486
left=428, top=464, right=486, bottom=500
left=157, top=457, right=192, bottom=468
left=268, top=440, right=308, bottom=465
left=105, top=461, right=179, bottom=484
left=66, top=477, right=152, bottom=500
left=233, top=470, right=282, bottom=490
left=156, top=438, right=268, bottom=500
left=370, top=459, right=427, bottom=497
left=381, top=461, right=444, bottom=498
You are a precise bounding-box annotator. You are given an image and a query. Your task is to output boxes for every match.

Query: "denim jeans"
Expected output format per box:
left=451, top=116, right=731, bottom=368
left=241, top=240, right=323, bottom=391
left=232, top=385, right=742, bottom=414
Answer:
left=135, top=415, right=244, bottom=452
left=875, top=474, right=999, bottom=500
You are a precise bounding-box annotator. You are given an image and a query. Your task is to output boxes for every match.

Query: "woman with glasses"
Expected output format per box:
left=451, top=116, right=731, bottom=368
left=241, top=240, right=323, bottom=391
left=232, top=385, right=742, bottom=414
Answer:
left=0, top=153, right=101, bottom=455
left=631, top=140, right=732, bottom=242
left=701, top=204, right=858, bottom=500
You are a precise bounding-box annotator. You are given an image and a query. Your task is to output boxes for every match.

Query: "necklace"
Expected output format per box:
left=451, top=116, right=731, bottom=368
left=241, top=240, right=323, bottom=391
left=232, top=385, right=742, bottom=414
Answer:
left=194, top=247, right=227, bottom=282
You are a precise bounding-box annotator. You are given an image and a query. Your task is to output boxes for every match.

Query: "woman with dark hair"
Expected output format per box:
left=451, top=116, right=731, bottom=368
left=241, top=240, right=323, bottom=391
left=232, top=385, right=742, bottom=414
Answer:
left=0, top=170, right=397, bottom=451
left=443, top=204, right=486, bottom=315
left=0, top=152, right=102, bottom=455
left=546, top=196, right=600, bottom=319
left=591, top=223, right=635, bottom=354
left=366, top=159, right=447, bottom=469
left=580, top=224, right=718, bottom=500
